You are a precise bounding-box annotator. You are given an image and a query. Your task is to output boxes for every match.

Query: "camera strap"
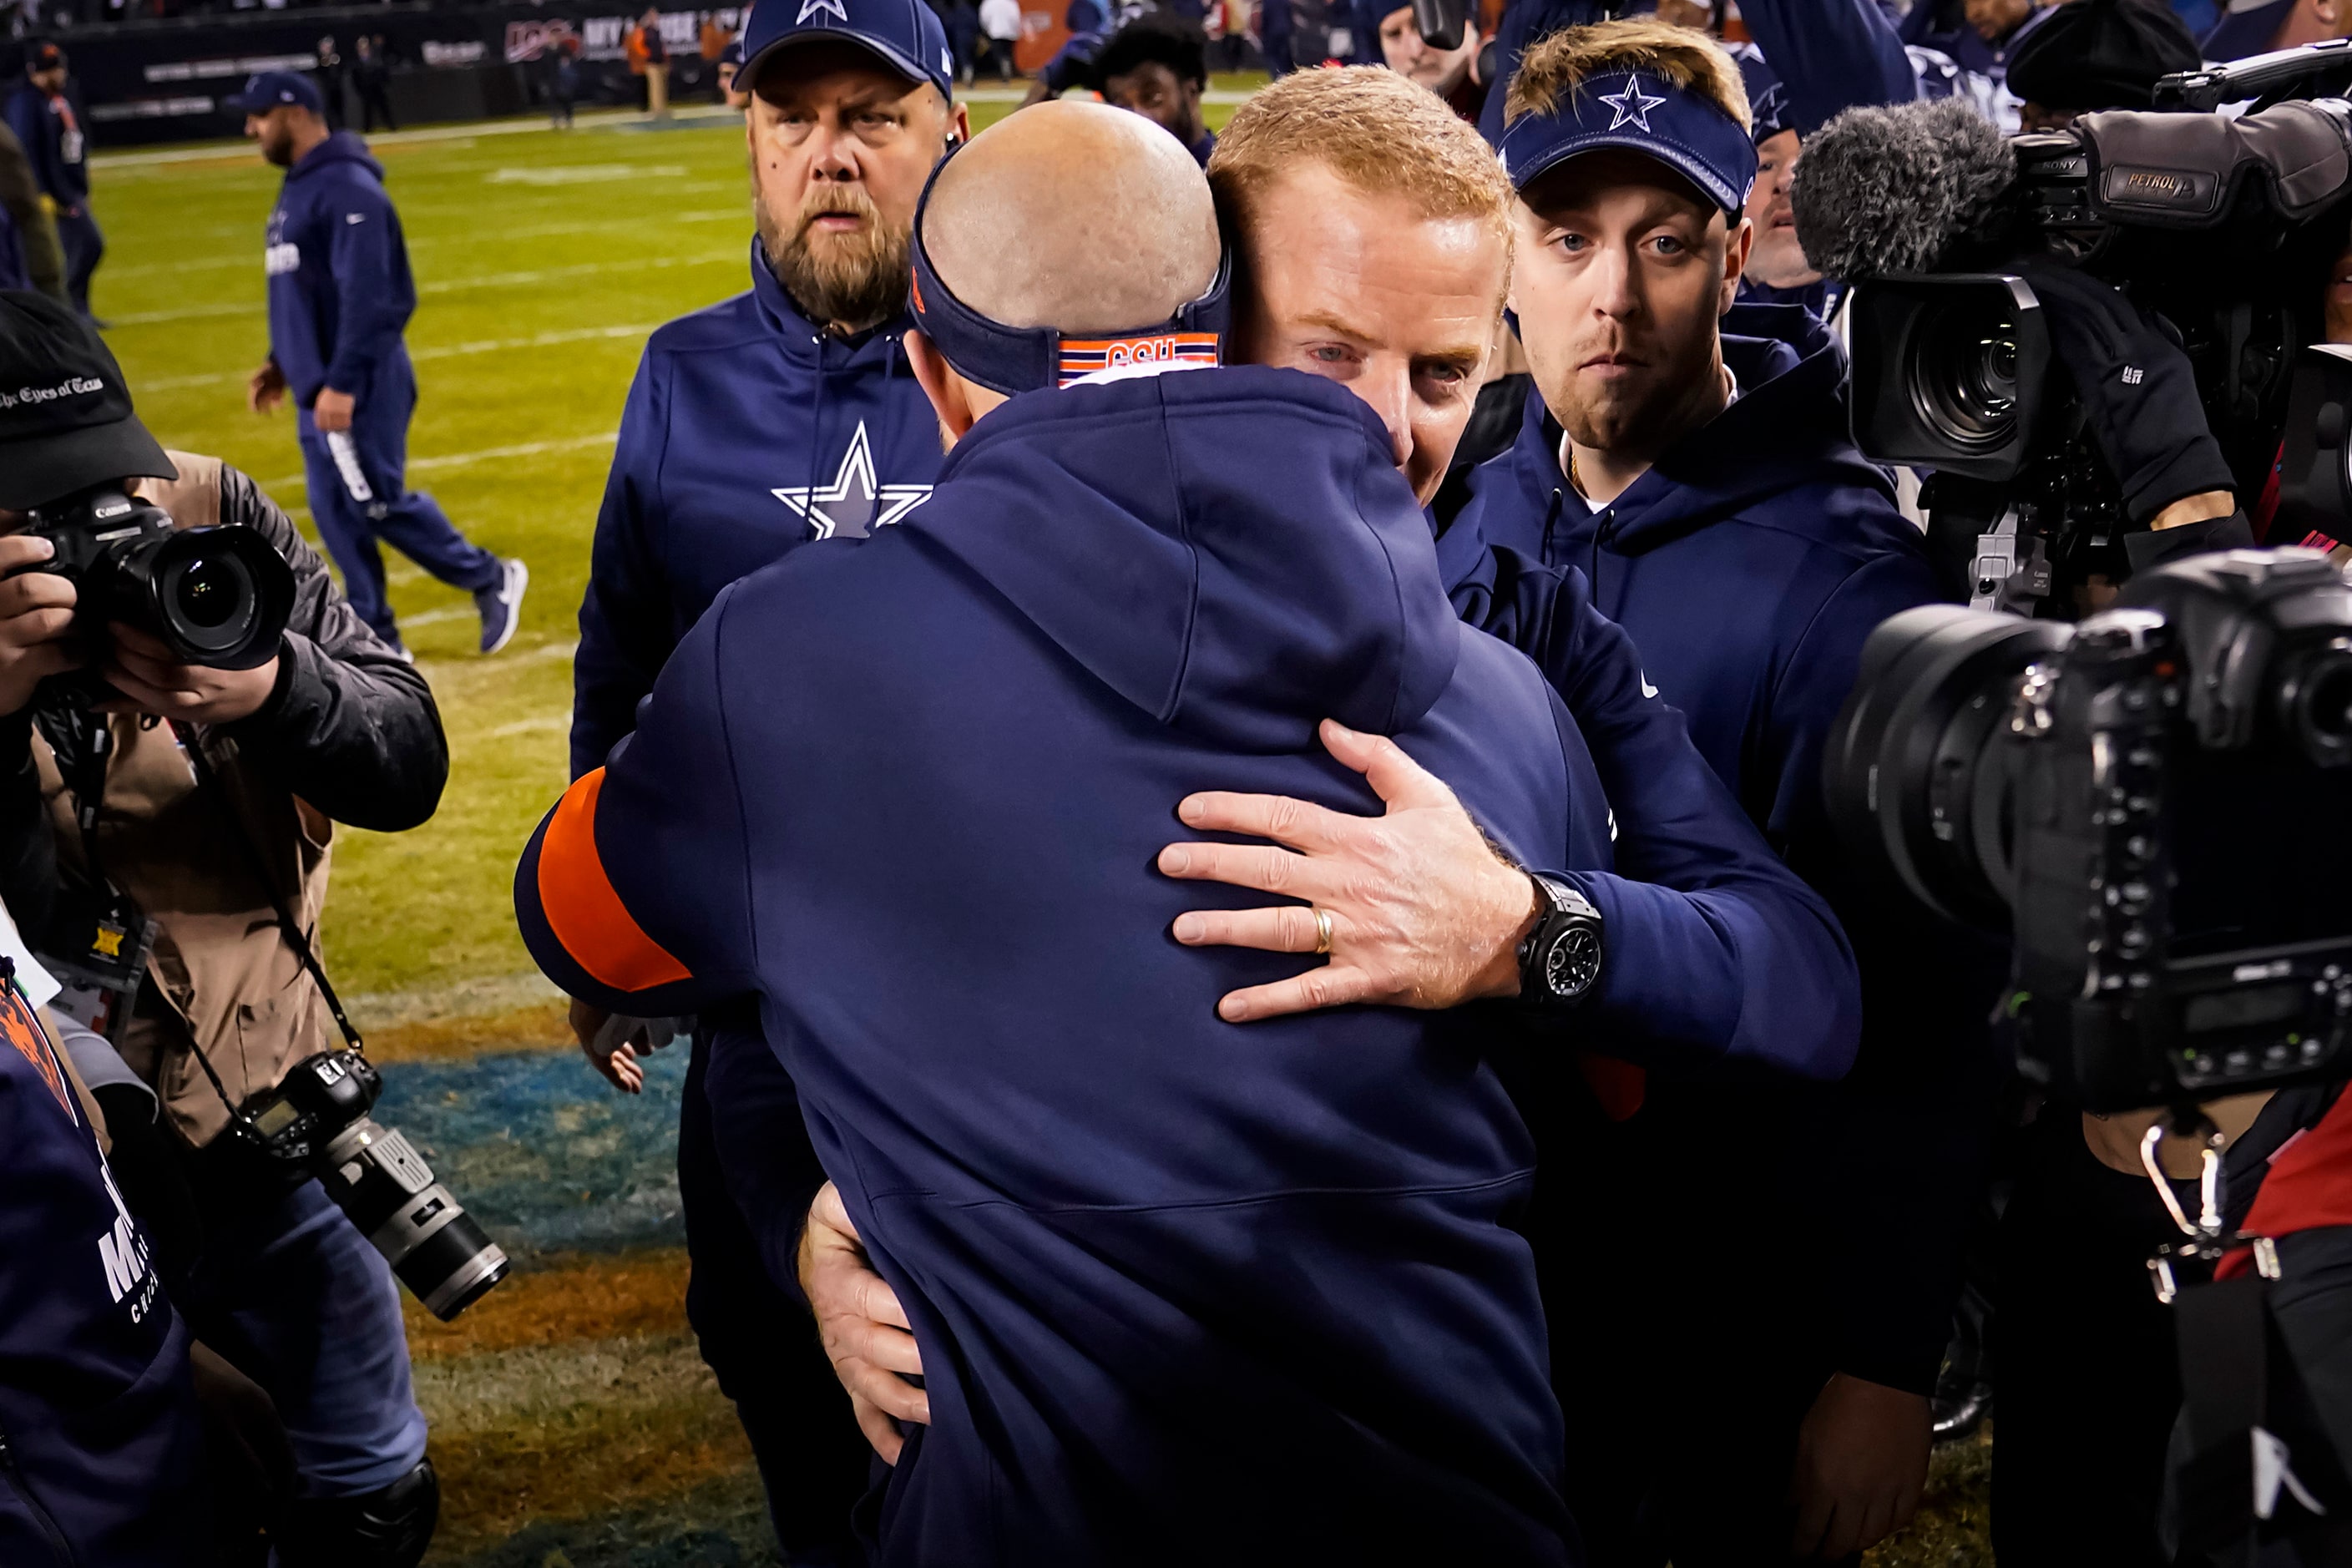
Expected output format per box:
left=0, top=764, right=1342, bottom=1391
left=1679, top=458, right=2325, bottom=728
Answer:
left=175, top=726, right=364, bottom=1057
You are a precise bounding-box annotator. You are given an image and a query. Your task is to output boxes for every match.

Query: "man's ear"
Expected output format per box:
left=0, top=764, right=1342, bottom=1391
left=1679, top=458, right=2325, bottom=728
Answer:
left=1720, top=215, right=1755, bottom=316
left=905, top=330, right=977, bottom=444
left=948, top=100, right=972, bottom=145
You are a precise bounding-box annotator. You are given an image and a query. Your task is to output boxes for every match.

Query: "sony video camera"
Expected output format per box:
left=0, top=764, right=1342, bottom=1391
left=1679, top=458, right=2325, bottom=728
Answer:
left=240, top=1050, right=508, bottom=1320
left=1825, top=548, right=2352, bottom=1112
left=10, top=483, right=295, bottom=681
left=1822, top=43, right=2352, bottom=613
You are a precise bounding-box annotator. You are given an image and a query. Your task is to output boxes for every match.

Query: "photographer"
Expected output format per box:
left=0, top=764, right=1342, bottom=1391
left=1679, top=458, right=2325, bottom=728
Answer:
left=0, top=291, right=449, bottom=1568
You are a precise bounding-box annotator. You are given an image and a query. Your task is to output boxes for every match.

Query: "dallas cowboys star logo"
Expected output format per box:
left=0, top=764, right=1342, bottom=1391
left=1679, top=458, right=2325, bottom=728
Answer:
left=771, top=422, right=932, bottom=541
left=1599, top=77, right=1667, bottom=134
left=796, top=0, right=848, bottom=23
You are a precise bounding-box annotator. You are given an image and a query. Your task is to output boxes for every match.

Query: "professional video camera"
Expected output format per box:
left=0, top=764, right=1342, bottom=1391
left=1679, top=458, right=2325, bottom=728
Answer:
left=239, top=1049, right=509, bottom=1321
left=1824, top=548, right=2352, bottom=1115
left=9, top=483, right=295, bottom=685
left=1796, top=43, right=2352, bottom=615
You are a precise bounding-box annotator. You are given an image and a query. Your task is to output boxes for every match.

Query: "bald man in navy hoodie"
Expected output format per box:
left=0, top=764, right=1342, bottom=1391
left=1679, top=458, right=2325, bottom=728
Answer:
left=521, top=101, right=1631, bottom=1563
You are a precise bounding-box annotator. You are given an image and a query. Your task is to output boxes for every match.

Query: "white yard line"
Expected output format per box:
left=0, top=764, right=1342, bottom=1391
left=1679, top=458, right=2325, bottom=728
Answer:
left=109, top=250, right=734, bottom=326
left=138, top=322, right=663, bottom=393
left=257, top=429, right=616, bottom=493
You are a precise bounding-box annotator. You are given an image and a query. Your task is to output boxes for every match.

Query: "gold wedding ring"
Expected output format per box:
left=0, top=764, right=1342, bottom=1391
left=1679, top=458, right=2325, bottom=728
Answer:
left=1313, top=907, right=1334, bottom=956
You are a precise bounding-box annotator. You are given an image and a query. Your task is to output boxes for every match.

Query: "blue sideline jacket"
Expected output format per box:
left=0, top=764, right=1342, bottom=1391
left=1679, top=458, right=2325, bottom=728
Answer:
left=571, top=242, right=944, bottom=777
left=3, top=83, right=86, bottom=206
left=1450, top=301, right=1996, bottom=1393
left=0, top=988, right=207, bottom=1565
left=262, top=131, right=417, bottom=407
left=524, top=368, right=1594, bottom=1561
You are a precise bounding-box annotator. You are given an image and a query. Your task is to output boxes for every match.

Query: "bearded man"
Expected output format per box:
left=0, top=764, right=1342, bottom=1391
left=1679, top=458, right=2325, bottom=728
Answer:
left=567, top=0, right=964, bottom=1556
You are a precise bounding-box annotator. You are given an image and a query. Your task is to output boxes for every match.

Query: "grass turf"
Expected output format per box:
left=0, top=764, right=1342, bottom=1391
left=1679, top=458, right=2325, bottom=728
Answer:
left=93, top=92, right=1990, bottom=1566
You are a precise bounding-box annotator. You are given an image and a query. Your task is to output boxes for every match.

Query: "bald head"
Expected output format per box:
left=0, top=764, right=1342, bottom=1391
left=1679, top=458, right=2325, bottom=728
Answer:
left=924, top=99, right=1221, bottom=334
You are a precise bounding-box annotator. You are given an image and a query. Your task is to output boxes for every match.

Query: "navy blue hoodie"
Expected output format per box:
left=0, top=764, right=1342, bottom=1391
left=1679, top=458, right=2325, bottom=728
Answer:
left=571, top=243, right=943, bottom=777
left=3, top=83, right=86, bottom=206
left=263, top=130, right=418, bottom=407
left=1450, top=301, right=1997, bottom=1393
left=0, top=984, right=206, bottom=1565
left=522, top=367, right=1622, bottom=1563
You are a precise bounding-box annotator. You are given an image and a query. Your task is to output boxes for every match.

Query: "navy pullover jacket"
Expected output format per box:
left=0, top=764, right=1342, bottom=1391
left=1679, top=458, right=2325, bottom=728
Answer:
left=1449, top=301, right=1998, bottom=1393
left=0, top=990, right=206, bottom=1565
left=571, top=243, right=943, bottom=778
left=524, top=368, right=1594, bottom=1562
left=263, top=131, right=418, bottom=408
left=3, top=83, right=85, bottom=206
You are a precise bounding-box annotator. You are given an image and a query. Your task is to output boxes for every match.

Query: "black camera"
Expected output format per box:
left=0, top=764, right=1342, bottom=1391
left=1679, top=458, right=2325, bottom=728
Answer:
left=1825, top=549, right=2352, bottom=1111
left=13, top=484, right=295, bottom=673
left=240, top=1050, right=508, bottom=1321
left=1842, top=52, right=2352, bottom=613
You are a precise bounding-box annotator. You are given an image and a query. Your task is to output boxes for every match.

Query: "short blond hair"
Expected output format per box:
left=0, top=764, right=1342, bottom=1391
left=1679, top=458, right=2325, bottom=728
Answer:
left=1206, top=66, right=1513, bottom=241
left=1505, top=19, right=1750, bottom=133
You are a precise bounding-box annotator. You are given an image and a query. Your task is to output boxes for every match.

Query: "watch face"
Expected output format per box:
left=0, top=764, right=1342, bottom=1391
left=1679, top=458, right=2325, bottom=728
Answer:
left=1544, top=926, right=1601, bottom=999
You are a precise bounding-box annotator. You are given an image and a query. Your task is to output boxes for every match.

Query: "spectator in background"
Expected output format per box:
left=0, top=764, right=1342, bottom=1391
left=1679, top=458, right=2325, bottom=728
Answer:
left=946, top=0, right=979, bottom=83
left=1022, top=23, right=1105, bottom=102
left=351, top=35, right=395, bottom=132
left=1211, top=0, right=1253, bottom=70
left=1065, top=0, right=1106, bottom=33
left=1095, top=12, right=1214, bottom=162
left=1375, top=1, right=1488, bottom=119
left=980, top=0, right=1021, bottom=79
left=2003, top=0, right=2201, bottom=130
left=1897, top=0, right=2054, bottom=125
left=0, top=119, right=62, bottom=301
left=549, top=34, right=583, bottom=128
left=700, top=10, right=729, bottom=98
left=5, top=43, right=98, bottom=317
left=716, top=30, right=749, bottom=105
left=312, top=36, right=344, bottom=130
left=637, top=8, right=672, bottom=119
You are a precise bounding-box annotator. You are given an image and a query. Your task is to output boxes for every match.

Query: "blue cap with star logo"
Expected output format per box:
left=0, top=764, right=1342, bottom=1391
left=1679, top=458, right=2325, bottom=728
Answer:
left=739, top=0, right=955, bottom=104
left=1495, top=67, right=1758, bottom=216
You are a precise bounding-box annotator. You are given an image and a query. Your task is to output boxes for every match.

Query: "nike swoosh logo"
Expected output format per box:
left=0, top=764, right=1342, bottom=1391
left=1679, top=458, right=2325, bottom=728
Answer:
left=1640, top=675, right=1659, bottom=699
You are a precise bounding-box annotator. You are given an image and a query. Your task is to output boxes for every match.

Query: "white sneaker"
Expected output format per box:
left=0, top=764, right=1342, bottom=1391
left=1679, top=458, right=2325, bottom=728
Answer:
left=475, top=559, right=529, bottom=655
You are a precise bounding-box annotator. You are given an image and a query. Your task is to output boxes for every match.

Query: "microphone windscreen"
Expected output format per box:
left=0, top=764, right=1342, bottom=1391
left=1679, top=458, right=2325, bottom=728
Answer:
left=1792, top=98, right=2018, bottom=281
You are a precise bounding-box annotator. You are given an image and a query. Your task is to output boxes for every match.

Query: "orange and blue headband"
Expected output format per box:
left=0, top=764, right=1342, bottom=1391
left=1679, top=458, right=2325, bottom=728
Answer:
left=1496, top=68, right=1758, bottom=216
left=908, top=147, right=1232, bottom=397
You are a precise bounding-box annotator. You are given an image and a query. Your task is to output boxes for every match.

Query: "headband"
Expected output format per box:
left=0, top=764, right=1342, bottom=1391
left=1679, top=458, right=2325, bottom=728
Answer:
left=1496, top=68, right=1760, bottom=215
left=908, top=145, right=1232, bottom=397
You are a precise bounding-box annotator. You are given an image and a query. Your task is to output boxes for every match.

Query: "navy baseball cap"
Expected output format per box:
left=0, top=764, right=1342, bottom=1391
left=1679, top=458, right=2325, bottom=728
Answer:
left=225, top=69, right=326, bottom=116
left=738, top=0, right=955, bottom=102
left=1497, top=67, right=1759, bottom=216
left=1731, top=44, right=1790, bottom=144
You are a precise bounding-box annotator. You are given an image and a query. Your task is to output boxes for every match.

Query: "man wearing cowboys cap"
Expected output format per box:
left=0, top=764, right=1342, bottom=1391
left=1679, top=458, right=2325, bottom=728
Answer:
left=1446, top=21, right=1975, bottom=1563
left=564, top=0, right=966, bottom=1554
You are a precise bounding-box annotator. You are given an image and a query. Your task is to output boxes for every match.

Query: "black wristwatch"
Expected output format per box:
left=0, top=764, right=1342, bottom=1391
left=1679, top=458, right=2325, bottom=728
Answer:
left=1516, top=873, right=1605, bottom=1006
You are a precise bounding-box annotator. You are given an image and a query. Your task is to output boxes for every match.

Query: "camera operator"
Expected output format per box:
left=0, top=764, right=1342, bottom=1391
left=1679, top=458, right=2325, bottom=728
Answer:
left=0, top=290, right=449, bottom=1568
left=2000, top=0, right=2202, bottom=134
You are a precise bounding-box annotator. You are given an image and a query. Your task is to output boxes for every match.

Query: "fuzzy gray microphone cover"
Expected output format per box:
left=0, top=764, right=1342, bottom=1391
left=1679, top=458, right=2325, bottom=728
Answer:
left=1791, top=98, right=2021, bottom=280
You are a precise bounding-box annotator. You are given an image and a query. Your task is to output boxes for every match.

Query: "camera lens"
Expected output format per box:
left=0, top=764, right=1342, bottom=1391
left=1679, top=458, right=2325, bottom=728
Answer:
left=125, top=525, right=296, bottom=670
left=171, top=554, right=243, bottom=630
left=1823, top=605, right=2069, bottom=928
left=1909, top=303, right=2024, bottom=453
left=2282, top=641, right=2352, bottom=766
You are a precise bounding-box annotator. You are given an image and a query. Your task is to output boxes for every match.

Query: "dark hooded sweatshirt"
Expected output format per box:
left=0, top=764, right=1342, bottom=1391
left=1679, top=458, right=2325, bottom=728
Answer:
left=518, top=365, right=1882, bottom=1563
left=0, top=984, right=207, bottom=1565
left=263, top=130, right=417, bottom=408
left=1449, top=301, right=2000, bottom=1396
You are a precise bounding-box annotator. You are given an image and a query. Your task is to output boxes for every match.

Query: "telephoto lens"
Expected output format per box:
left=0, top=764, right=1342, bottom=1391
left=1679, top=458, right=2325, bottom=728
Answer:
left=243, top=1051, right=510, bottom=1321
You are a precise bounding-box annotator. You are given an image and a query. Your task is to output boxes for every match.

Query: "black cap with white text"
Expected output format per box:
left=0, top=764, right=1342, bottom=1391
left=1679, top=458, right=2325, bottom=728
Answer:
left=0, top=291, right=176, bottom=511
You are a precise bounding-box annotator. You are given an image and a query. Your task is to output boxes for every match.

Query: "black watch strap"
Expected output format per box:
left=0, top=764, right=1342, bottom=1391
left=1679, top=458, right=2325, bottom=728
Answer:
left=1516, top=873, right=1605, bottom=1007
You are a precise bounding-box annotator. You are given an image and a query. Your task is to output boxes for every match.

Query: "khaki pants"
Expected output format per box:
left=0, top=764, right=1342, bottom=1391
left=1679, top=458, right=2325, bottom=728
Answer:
left=647, top=62, right=670, bottom=118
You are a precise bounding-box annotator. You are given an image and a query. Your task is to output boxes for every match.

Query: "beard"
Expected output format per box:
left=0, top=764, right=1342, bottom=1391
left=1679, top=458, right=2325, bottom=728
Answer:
left=755, top=180, right=911, bottom=332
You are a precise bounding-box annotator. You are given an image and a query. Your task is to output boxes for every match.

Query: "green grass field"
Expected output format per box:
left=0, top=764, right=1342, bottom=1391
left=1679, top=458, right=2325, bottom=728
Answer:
left=90, top=89, right=1994, bottom=1566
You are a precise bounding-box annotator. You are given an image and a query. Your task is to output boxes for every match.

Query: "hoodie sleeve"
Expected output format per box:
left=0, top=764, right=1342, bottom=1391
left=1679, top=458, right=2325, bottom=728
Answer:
left=520, top=582, right=757, bottom=1020
left=1738, top=0, right=1918, bottom=134
left=572, top=350, right=675, bottom=780
left=1470, top=551, right=1863, bottom=1080
left=320, top=173, right=412, bottom=395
